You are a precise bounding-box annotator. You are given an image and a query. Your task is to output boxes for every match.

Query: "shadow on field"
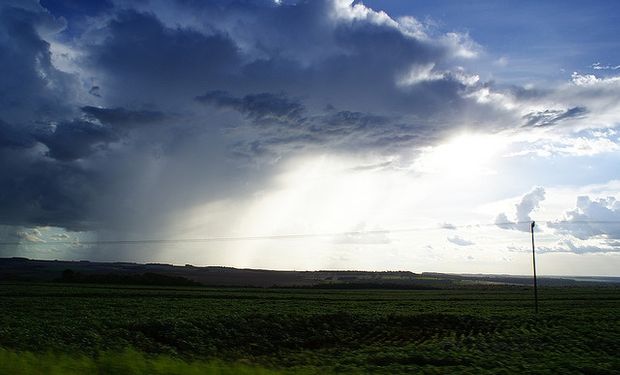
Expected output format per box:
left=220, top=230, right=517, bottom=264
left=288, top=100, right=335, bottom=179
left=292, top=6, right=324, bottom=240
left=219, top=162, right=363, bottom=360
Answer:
left=128, top=313, right=499, bottom=355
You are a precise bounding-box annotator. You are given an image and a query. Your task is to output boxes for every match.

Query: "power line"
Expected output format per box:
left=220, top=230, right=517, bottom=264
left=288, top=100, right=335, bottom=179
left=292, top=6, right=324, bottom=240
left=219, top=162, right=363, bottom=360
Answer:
left=1, top=220, right=619, bottom=246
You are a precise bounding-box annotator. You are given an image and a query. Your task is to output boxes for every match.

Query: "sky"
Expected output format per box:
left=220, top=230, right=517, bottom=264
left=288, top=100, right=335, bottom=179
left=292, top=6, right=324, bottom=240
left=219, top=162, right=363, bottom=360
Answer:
left=1, top=0, right=620, bottom=276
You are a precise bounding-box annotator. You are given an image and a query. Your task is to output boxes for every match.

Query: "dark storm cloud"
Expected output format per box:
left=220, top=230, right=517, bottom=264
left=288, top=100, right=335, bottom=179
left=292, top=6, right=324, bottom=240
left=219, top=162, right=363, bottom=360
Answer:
left=198, top=89, right=396, bottom=134
left=197, top=89, right=404, bottom=152
left=523, top=106, right=587, bottom=127
left=94, top=0, right=460, bottom=123
left=0, top=2, right=97, bottom=230
left=320, top=110, right=391, bottom=132
left=88, top=86, right=101, bottom=97
left=0, top=2, right=78, bottom=124
left=83, top=0, right=493, bottom=169
left=0, top=120, right=37, bottom=149
left=81, top=106, right=167, bottom=127
left=85, top=10, right=242, bottom=107
left=0, top=2, right=250, bottom=230
left=35, top=120, right=117, bottom=161
left=0, top=147, right=97, bottom=230
left=1, top=0, right=616, bottom=242
left=40, top=0, right=113, bottom=19
left=196, top=91, right=306, bottom=125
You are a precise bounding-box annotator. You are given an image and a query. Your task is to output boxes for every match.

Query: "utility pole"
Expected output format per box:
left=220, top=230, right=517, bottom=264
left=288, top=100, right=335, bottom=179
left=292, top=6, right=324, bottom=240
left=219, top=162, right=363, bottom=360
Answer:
left=531, top=221, right=538, bottom=313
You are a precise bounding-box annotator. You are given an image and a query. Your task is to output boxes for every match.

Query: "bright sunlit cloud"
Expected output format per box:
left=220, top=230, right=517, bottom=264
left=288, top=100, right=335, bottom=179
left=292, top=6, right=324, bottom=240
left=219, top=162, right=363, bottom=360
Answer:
left=411, top=133, right=508, bottom=179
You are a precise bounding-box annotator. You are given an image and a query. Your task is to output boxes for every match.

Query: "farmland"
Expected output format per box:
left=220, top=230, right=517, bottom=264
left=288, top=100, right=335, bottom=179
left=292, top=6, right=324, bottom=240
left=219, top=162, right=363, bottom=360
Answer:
left=1, top=282, right=619, bottom=374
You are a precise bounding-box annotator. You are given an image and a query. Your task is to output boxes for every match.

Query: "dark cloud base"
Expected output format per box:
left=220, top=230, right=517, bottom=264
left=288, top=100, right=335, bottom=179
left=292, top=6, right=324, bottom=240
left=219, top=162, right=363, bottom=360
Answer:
left=0, top=0, right=616, bottom=244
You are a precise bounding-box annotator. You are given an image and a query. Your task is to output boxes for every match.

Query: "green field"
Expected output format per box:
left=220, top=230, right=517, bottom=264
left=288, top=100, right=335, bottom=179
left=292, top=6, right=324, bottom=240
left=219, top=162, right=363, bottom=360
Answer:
left=1, top=283, right=619, bottom=374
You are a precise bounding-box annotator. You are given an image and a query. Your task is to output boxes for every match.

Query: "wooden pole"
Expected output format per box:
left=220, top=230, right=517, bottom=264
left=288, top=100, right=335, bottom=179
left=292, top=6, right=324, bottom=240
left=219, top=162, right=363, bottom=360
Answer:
left=531, top=221, right=538, bottom=313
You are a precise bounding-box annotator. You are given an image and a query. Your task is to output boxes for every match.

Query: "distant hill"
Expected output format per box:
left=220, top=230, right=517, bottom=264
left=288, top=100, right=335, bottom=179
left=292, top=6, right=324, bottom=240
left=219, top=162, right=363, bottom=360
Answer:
left=56, top=269, right=202, bottom=287
left=1, top=257, right=618, bottom=288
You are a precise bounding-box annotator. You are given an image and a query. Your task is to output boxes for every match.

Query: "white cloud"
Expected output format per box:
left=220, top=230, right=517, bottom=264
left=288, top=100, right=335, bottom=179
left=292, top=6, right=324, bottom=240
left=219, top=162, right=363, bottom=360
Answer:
left=591, top=62, right=620, bottom=71
left=332, top=230, right=391, bottom=245
left=441, top=32, right=481, bottom=59
left=571, top=72, right=620, bottom=86
left=538, top=239, right=620, bottom=254
left=396, top=16, right=429, bottom=40
left=516, top=187, right=546, bottom=222
left=508, top=239, right=619, bottom=254
left=329, top=0, right=398, bottom=27
left=440, top=222, right=457, bottom=230
left=51, top=233, right=70, bottom=240
left=465, top=86, right=518, bottom=110
left=451, top=68, right=480, bottom=86
left=496, top=187, right=545, bottom=231
left=397, top=63, right=444, bottom=86
left=447, top=235, right=474, bottom=246
left=507, top=131, right=619, bottom=157
left=494, top=56, right=509, bottom=67
left=16, top=228, right=45, bottom=243
left=549, top=195, right=620, bottom=240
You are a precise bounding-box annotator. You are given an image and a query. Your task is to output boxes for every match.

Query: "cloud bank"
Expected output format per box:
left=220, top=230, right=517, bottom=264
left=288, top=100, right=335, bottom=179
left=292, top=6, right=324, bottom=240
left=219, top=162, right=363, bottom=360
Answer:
left=549, top=196, right=620, bottom=240
left=1, top=0, right=620, bottom=252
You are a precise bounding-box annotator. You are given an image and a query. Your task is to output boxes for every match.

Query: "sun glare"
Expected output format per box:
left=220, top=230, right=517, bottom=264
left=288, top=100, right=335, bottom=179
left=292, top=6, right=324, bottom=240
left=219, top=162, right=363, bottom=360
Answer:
left=412, top=133, right=507, bottom=179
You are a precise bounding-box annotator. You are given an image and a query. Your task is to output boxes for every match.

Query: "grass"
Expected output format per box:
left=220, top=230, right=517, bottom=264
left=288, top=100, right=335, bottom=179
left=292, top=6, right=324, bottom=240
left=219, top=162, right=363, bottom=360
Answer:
left=1, top=283, right=619, bottom=374
left=0, top=348, right=285, bottom=375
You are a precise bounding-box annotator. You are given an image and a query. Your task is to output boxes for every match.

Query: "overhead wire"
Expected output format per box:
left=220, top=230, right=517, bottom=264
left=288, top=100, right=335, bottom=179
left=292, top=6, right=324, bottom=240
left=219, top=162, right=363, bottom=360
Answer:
left=1, top=220, right=619, bottom=246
